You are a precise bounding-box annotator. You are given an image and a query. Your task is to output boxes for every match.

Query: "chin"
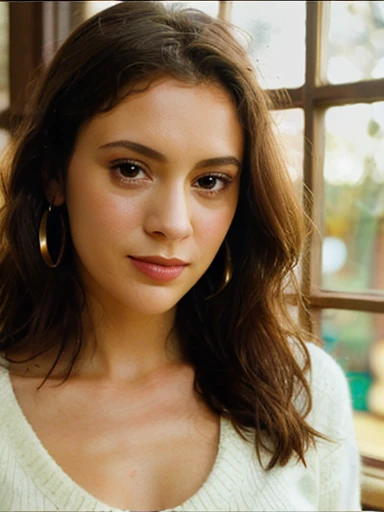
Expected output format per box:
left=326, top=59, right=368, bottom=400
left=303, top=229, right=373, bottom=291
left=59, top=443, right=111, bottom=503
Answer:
left=119, top=287, right=187, bottom=317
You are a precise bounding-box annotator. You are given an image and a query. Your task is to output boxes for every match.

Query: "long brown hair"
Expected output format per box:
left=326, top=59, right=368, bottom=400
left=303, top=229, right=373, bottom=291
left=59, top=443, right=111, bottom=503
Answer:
left=0, top=1, right=322, bottom=469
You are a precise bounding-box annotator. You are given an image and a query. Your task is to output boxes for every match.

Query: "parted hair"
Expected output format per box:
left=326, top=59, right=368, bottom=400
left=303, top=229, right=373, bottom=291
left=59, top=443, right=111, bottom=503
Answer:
left=0, top=1, right=322, bottom=469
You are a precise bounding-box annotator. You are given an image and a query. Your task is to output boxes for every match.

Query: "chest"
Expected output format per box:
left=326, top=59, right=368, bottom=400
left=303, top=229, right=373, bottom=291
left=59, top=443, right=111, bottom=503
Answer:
left=10, top=374, right=220, bottom=511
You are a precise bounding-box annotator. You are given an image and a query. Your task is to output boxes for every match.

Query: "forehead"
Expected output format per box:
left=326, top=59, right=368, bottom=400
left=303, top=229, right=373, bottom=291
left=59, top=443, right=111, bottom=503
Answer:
left=75, top=77, right=244, bottom=160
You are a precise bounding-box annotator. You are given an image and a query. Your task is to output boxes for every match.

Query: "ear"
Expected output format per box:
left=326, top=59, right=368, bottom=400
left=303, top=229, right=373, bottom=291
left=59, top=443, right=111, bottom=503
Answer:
left=43, top=174, right=65, bottom=207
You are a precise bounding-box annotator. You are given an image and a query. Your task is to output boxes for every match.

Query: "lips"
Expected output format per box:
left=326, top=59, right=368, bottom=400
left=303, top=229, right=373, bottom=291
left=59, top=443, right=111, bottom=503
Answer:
left=130, top=255, right=188, bottom=266
left=128, top=255, right=188, bottom=282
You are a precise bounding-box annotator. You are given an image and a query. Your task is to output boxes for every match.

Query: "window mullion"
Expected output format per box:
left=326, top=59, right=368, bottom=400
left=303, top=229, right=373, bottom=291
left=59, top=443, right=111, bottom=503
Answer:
left=0, top=109, right=9, bottom=131
left=310, top=293, right=384, bottom=313
left=218, top=1, right=233, bottom=22
left=313, top=79, right=384, bottom=106
left=268, top=87, right=304, bottom=109
left=9, top=3, right=45, bottom=118
left=300, top=0, right=323, bottom=335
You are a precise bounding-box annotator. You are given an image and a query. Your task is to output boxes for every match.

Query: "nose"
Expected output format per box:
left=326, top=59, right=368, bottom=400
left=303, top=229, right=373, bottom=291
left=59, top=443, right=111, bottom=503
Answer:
left=143, top=183, right=193, bottom=241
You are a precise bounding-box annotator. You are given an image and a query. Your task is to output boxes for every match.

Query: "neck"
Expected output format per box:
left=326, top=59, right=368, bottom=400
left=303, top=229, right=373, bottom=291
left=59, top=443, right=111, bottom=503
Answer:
left=77, top=296, right=182, bottom=381
left=7, top=292, right=184, bottom=383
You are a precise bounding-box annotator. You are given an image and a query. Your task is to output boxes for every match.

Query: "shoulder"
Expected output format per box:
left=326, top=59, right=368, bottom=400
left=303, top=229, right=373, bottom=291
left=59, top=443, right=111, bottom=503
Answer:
left=0, top=359, right=14, bottom=425
left=0, top=361, right=15, bottom=457
left=306, top=341, right=349, bottom=397
left=293, top=340, right=350, bottom=400
left=306, top=342, right=350, bottom=405
left=297, top=342, right=355, bottom=443
left=302, top=345, right=361, bottom=510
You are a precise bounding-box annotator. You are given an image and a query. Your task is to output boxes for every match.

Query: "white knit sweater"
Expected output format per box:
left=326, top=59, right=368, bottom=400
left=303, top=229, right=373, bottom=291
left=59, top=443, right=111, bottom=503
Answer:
left=0, top=343, right=361, bottom=511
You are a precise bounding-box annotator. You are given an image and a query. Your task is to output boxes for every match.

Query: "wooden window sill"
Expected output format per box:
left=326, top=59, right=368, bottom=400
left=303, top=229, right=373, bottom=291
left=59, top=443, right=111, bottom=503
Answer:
left=354, top=411, right=384, bottom=511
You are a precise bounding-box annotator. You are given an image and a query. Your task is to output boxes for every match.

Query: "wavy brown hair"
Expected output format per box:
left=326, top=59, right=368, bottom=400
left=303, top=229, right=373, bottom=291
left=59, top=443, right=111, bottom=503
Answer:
left=0, top=1, right=323, bottom=469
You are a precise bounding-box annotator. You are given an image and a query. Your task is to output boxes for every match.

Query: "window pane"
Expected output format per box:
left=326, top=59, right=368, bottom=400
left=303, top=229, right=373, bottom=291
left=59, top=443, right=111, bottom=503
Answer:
left=322, top=103, right=384, bottom=294
left=325, top=1, right=384, bottom=84
left=231, top=1, right=306, bottom=89
left=0, top=129, right=10, bottom=156
left=85, top=1, right=218, bottom=19
left=0, top=2, right=9, bottom=112
left=271, top=108, right=304, bottom=201
left=272, top=108, right=304, bottom=289
left=162, top=2, right=219, bottom=18
left=85, top=1, right=121, bottom=18
left=322, top=309, right=384, bottom=413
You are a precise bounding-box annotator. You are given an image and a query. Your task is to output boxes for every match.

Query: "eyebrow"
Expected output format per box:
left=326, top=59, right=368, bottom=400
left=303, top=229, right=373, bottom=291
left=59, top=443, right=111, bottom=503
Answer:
left=99, top=140, right=242, bottom=171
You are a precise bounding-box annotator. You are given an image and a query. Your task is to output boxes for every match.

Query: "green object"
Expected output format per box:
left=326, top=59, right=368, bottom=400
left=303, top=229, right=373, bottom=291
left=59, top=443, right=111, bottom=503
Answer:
left=346, top=372, right=373, bottom=411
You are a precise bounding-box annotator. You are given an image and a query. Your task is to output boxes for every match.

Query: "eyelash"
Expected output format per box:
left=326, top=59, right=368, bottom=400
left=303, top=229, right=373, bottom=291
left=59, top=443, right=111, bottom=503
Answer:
left=109, top=159, right=234, bottom=196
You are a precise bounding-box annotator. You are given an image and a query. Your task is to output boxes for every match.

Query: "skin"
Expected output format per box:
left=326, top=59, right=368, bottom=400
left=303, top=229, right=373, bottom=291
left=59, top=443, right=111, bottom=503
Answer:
left=9, top=77, right=244, bottom=510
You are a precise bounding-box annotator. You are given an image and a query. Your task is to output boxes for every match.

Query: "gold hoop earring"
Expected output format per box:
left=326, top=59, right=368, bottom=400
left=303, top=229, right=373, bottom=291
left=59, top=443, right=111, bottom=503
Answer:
left=205, top=239, right=233, bottom=301
left=39, top=204, right=66, bottom=268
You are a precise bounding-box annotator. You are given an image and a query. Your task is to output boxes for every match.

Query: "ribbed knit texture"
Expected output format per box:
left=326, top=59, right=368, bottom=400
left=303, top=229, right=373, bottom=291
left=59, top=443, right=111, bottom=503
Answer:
left=0, top=343, right=361, bottom=511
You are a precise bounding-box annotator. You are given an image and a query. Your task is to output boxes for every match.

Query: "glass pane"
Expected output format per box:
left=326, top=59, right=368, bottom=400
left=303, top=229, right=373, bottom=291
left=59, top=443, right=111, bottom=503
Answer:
left=85, top=1, right=121, bottom=19
left=0, top=2, right=9, bottom=112
left=0, top=129, right=9, bottom=156
left=85, top=1, right=218, bottom=19
left=322, top=309, right=384, bottom=413
left=288, top=305, right=299, bottom=324
left=322, top=103, right=384, bottom=294
left=231, top=1, right=306, bottom=89
left=271, top=108, right=304, bottom=201
left=325, top=1, right=384, bottom=84
left=272, top=108, right=304, bottom=289
left=162, top=1, right=219, bottom=18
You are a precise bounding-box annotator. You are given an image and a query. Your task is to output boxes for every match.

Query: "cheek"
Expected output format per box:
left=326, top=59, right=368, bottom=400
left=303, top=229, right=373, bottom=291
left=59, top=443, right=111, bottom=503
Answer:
left=86, top=196, right=142, bottom=235
left=72, top=197, right=144, bottom=249
left=65, top=175, right=143, bottom=247
left=196, top=205, right=237, bottom=257
left=203, top=186, right=239, bottom=239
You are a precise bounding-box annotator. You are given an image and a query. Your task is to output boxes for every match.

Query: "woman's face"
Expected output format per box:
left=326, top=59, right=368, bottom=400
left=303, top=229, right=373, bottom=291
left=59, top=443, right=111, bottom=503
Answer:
left=60, top=77, right=244, bottom=316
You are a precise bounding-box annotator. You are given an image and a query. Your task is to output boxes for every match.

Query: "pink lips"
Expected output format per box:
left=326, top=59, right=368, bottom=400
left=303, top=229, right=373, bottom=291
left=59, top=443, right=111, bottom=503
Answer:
left=129, top=255, right=188, bottom=282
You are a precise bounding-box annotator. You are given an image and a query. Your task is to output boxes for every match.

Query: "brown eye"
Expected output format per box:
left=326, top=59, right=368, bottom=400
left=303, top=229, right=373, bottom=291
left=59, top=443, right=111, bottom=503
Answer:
left=110, top=159, right=150, bottom=184
left=115, top=162, right=143, bottom=178
left=193, top=173, right=232, bottom=194
left=197, top=175, right=218, bottom=189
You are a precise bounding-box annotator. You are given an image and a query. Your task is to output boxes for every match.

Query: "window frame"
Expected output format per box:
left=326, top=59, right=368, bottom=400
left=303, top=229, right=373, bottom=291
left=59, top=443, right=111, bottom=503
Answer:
left=220, top=1, right=384, bottom=329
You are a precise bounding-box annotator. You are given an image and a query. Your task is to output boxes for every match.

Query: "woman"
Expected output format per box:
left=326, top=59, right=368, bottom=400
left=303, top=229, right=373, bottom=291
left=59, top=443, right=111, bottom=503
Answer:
left=0, top=2, right=360, bottom=511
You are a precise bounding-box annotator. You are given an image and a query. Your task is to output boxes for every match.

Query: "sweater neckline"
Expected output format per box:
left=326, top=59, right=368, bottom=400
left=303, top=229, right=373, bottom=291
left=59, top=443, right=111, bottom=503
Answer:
left=0, top=363, right=240, bottom=512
